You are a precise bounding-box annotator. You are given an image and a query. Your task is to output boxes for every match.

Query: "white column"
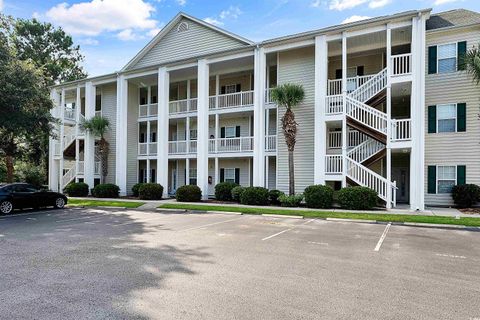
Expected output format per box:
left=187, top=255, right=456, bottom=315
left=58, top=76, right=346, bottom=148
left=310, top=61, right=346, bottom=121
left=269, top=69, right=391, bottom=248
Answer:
left=341, top=32, right=348, bottom=187
left=146, top=121, right=151, bottom=182
left=214, top=157, right=219, bottom=186
left=314, top=35, right=328, bottom=185
left=215, top=113, right=219, bottom=152
left=84, top=82, right=96, bottom=191
left=253, top=47, right=266, bottom=186
left=186, top=116, right=190, bottom=153
left=215, top=74, right=220, bottom=108
left=157, top=67, right=169, bottom=197
left=49, top=89, right=60, bottom=191
left=386, top=24, right=393, bottom=209
left=75, top=86, right=81, bottom=182
left=197, top=59, right=210, bottom=199
left=115, top=75, right=128, bottom=195
left=59, top=88, right=66, bottom=189
left=187, top=79, right=191, bottom=111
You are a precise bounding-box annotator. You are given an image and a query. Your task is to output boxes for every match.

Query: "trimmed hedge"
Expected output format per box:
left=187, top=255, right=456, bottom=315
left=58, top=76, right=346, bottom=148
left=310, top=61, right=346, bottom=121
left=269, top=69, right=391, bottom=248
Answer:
left=138, top=183, right=164, bottom=200
left=132, top=183, right=144, bottom=197
left=304, top=185, right=334, bottom=209
left=176, top=185, right=202, bottom=202
left=64, top=182, right=89, bottom=197
left=231, top=186, right=245, bottom=203
left=92, top=184, right=120, bottom=198
left=268, top=189, right=285, bottom=206
left=337, top=186, right=377, bottom=210
left=278, top=194, right=304, bottom=207
left=240, top=187, right=269, bottom=206
left=215, top=182, right=239, bottom=201
left=452, top=184, right=480, bottom=208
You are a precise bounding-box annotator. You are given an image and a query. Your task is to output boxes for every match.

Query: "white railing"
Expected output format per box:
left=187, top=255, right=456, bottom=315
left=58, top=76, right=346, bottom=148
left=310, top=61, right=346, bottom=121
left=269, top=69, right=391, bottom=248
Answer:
left=265, top=88, right=276, bottom=104
left=391, top=53, right=411, bottom=76
left=346, top=96, right=388, bottom=134
left=325, top=94, right=343, bottom=115
left=138, top=142, right=158, bottom=155
left=209, top=91, right=254, bottom=110
left=328, top=131, right=342, bottom=149
left=266, top=135, right=277, bottom=151
left=168, top=140, right=198, bottom=154
left=391, top=119, right=411, bottom=141
left=347, top=139, right=384, bottom=163
left=149, top=142, right=157, bottom=155
left=169, top=98, right=198, bottom=114
left=77, top=161, right=85, bottom=175
left=209, top=137, right=254, bottom=153
left=94, top=161, right=101, bottom=175
left=62, top=166, right=76, bottom=188
left=325, top=155, right=343, bottom=174
left=349, top=68, right=387, bottom=103
left=64, top=108, right=76, bottom=121
left=95, top=110, right=102, bottom=117
left=327, top=75, right=375, bottom=96
left=328, top=130, right=369, bottom=149
left=139, top=104, right=158, bottom=118
left=63, top=134, right=75, bottom=150
left=189, top=140, right=197, bottom=153
left=346, top=157, right=389, bottom=202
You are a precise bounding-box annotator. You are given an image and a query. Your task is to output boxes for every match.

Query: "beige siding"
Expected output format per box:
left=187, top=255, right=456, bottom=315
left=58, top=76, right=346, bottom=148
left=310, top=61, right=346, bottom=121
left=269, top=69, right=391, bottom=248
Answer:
left=130, top=17, right=248, bottom=70
left=425, top=26, right=480, bottom=206
left=277, top=47, right=315, bottom=194
left=328, top=52, right=384, bottom=79
left=267, top=157, right=277, bottom=190
left=126, top=83, right=140, bottom=194
left=207, top=158, right=251, bottom=195
left=99, top=84, right=117, bottom=184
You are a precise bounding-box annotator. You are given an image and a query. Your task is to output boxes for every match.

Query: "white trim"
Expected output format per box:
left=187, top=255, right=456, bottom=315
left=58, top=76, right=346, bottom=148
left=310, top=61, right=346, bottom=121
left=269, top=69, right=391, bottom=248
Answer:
left=263, top=39, right=315, bottom=53
left=436, top=165, right=457, bottom=194
left=436, top=103, right=457, bottom=133
left=207, top=51, right=254, bottom=64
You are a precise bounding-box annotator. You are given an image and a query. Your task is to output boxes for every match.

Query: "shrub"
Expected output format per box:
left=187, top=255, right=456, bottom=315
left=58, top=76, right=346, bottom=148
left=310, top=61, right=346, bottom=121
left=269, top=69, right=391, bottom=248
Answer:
left=304, top=185, right=334, bottom=209
left=452, top=184, right=480, bottom=208
left=92, top=184, right=120, bottom=198
left=215, top=182, right=239, bottom=201
left=268, top=189, right=285, bottom=206
left=132, top=183, right=145, bottom=197
left=231, top=186, right=245, bottom=202
left=64, top=182, right=89, bottom=197
left=176, top=185, right=202, bottom=202
left=337, top=186, right=377, bottom=210
left=240, top=187, right=269, bottom=206
left=19, top=165, right=45, bottom=188
left=278, top=194, right=304, bottom=207
left=138, top=183, right=164, bottom=200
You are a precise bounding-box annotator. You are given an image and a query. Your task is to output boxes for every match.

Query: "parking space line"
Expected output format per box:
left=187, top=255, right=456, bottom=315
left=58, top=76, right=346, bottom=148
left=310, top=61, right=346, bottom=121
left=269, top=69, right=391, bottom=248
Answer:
left=178, top=217, right=244, bottom=232
left=262, top=219, right=314, bottom=241
left=374, top=223, right=391, bottom=252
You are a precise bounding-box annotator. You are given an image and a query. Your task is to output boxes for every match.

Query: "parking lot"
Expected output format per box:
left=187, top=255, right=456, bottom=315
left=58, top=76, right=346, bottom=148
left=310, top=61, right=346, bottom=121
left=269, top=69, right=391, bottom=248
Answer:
left=1, top=208, right=479, bottom=319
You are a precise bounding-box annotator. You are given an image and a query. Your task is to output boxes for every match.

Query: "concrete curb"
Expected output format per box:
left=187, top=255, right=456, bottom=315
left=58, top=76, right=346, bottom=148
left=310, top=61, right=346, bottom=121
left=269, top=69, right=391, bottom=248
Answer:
left=402, top=222, right=466, bottom=229
left=326, top=217, right=377, bottom=224
left=156, top=208, right=187, bottom=213
left=262, top=214, right=303, bottom=219
left=207, top=211, right=243, bottom=215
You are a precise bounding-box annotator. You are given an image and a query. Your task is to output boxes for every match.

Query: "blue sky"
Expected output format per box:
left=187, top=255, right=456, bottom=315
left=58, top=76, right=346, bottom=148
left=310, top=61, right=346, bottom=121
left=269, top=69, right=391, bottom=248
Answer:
left=2, top=0, right=479, bottom=76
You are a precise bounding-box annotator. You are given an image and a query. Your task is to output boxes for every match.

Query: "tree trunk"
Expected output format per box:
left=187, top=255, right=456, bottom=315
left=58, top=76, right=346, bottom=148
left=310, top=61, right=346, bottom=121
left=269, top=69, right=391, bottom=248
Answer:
left=288, top=150, right=295, bottom=195
left=5, top=155, right=14, bottom=183
left=282, top=108, right=297, bottom=196
left=99, top=138, right=109, bottom=184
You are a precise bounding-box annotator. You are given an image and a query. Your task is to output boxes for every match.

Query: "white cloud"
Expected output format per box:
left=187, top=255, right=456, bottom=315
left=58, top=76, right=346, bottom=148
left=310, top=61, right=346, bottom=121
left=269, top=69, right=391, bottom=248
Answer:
left=342, top=15, right=371, bottom=24
left=329, top=0, right=392, bottom=10
left=369, top=0, right=390, bottom=8
left=176, top=0, right=186, bottom=6
left=147, top=27, right=162, bottom=38
left=117, top=29, right=137, bottom=41
left=77, top=38, right=99, bottom=46
left=434, top=0, right=460, bottom=5
left=219, top=6, right=242, bottom=20
left=45, top=0, right=158, bottom=36
left=203, top=17, right=224, bottom=26
left=0, top=0, right=4, bottom=11
left=310, top=0, right=322, bottom=8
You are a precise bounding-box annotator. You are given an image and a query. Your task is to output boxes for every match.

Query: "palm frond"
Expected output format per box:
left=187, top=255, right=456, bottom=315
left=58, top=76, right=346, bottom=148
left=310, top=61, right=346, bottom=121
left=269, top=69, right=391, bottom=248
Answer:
left=270, top=83, right=305, bottom=110
left=80, top=115, right=110, bottom=138
left=465, top=44, right=480, bottom=85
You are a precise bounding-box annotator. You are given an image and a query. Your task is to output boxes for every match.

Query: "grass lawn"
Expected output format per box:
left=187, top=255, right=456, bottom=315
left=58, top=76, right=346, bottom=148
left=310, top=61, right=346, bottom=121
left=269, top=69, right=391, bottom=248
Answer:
left=68, top=199, right=145, bottom=208
left=159, top=203, right=480, bottom=227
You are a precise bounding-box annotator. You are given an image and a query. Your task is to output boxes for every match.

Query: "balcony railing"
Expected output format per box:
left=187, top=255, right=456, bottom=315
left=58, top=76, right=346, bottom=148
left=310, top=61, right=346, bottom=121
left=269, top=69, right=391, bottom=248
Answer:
left=265, top=135, right=277, bottom=152
left=139, top=104, right=158, bottom=118
left=209, top=91, right=254, bottom=110
left=168, top=140, right=197, bottom=154
left=169, top=98, right=198, bottom=114
left=327, top=74, right=374, bottom=96
left=138, top=142, right=158, bottom=156
left=328, top=130, right=368, bottom=149
left=77, top=161, right=85, bottom=175
left=209, top=137, right=254, bottom=153
left=325, top=94, right=343, bottom=115
left=64, top=107, right=76, bottom=121
left=391, top=118, right=411, bottom=141
left=391, top=53, right=412, bottom=76
left=325, top=155, right=343, bottom=174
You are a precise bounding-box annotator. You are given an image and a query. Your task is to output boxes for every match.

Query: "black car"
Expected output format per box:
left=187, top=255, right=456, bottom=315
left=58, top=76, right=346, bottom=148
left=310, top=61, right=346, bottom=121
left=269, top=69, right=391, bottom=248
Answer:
left=0, top=183, right=68, bottom=215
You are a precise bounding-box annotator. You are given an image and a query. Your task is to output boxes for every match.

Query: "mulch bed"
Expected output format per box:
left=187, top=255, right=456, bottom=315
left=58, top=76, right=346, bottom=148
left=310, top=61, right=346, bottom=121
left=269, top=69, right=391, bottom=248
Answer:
left=459, top=208, right=480, bottom=215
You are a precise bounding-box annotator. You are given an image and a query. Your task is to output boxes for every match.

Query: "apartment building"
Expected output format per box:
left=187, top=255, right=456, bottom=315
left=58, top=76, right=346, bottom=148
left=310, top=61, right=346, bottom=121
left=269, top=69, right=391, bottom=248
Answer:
left=48, top=8, right=480, bottom=210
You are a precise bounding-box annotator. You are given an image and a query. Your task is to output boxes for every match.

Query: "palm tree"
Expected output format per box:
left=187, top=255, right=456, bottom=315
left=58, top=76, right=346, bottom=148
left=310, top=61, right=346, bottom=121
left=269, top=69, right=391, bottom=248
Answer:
left=270, top=83, right=305, bottom=195
left=464, top=44, right=480, bottom=84
left=81, top=116, right=110, bottom=183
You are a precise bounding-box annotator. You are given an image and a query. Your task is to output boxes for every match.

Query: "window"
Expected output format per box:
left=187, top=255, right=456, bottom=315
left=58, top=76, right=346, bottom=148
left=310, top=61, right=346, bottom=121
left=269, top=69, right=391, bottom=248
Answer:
left=438, top=43, right=457, bottom=73
left=437, top=166, right=456, bottom=194
left=150, top=132, right=157, bottom=143
left=224, top=84, right=237, bottom=94
left=225, top=126, right=236, bottom=138
left=139, top=87, right=148, bottom=105
left=224, top=168, right=236, bottom=183
left=437, top=104, right=456, bottom=133
left=95, top=94, right=102, bottom=111
left=189, top=168, right=197, bottom=185
left=190, top=129, right=197, bottom=140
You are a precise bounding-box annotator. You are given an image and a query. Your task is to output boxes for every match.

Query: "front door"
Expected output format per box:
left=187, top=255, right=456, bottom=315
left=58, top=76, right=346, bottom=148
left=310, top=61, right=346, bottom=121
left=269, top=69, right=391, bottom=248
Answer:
left=392, top=167, right=409, bottom=203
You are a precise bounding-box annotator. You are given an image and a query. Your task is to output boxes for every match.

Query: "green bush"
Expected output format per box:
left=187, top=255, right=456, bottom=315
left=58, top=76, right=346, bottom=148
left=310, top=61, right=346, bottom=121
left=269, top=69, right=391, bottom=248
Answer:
left=132, top=183, right=145, bottom=197
left=92, top=184, right=120, bottom=198
left=278, top=194, right=304, bottom=207
left=337, top=186, right=377, bottom=210
left=64, top=182, right=89, bottom=197
left=19, top=165, right=45, bottom=188
left=240, top=187, right=269, bottom=206
left=231, top=186, right=245, bottom=202
left=176, top=185, right=202, bottom=202
left=138, top=183, right=164, bottom=200
left=304, top=185, right=334, bottom=209
left=452, top=184, right=480, bottom=208
left=268, top=189, right=285, bottom=206
left=215, top=182, right=239, bottom=201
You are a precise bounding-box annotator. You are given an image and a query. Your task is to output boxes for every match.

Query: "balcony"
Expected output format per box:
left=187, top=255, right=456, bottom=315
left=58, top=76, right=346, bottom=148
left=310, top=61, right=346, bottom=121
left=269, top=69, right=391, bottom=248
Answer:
left=138, top=142, right=158, bottom=156
left=265, top=135, right=277, bottom=152
left=391, top=53, right=411, bottom=76
left=325, top=155, right=343, bottom=174
left=169, top=98, right=198, bottom=114
left=64, top=107, right=76, bottom=121
left=209, top=91, right=254, bottom=110
left=391, top=118, right=411, bottom=141
left=139, top=104, right=158, bottom=118
left=328, top=130, right=368, bottom=149
left=76, top=160, right=100, bottom=175
left=327, top=75, right=374, bottom=96
left=168, top=140, right=197, bottom=154
left=209, top=137, right=254, bottom=153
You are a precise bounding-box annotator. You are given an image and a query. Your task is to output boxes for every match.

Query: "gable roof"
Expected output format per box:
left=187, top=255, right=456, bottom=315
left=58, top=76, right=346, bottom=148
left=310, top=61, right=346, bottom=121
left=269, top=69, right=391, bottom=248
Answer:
left=122, top=12, right=254, bottom=71
left=427, top=9, right=480, bottom=31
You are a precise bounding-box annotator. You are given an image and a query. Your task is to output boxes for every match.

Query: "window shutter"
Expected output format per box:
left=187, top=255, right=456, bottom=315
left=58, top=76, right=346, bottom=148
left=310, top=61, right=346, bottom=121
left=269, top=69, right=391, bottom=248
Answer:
left=335, top=69, right=342, bottom=79
left=457, top=166, right=466, bottom=185
left=220, top=127, right=226, bottom=138
left=220, top=169, right=225, bottom=183
left=457, top=103, right=466, bottom=132
left=236, top=84, right=241, bottom=92
left=428, top=46, right=437, bottom=74
left=428, top=105, right=437, bottom=133
left=457, top=41, right=467, bottom=71
left=220, top=86, right=226, bottom=94
left=357, top=66, right=364, bottom=76
left=235, top=168, right=240, bottom=185
left=428, top=166, right=437, bottom=194
left=235, top=126, right=241, bottom=137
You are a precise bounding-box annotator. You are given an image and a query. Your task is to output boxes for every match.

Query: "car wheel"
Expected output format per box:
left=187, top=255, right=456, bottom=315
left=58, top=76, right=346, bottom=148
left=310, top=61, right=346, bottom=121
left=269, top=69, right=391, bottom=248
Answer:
left=54, top=197, right=65, bottom=209
left=0, top=201, right=13, bottom=215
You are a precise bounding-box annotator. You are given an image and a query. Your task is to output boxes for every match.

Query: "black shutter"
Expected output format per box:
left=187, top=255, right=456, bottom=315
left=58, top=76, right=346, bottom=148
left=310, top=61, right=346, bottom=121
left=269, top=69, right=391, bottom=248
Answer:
left=428, top=46, right=437, bottom=74
left=457, top=165, right=466, bottom=185
left=221, top=127, right=226, bottom=138
left=428, top=105, right=437, bottom=134
left=457, top=103, right=466, bottom=132
left=235, top=126, right=241, bottom=137
left=220, top=86, right=226, bottom=94
left=357, top=66, right=364, bottom=76
left=428, top=166, right=436, bottom=194
left=220, top=169, right=225, bottom=183
left=335, top=69, right=342, bottom=79
left=236, top=84, right=241, bottom=92
left=457, top=41, right=467, bottom=71
left=235, top=168, right=240, bottom=185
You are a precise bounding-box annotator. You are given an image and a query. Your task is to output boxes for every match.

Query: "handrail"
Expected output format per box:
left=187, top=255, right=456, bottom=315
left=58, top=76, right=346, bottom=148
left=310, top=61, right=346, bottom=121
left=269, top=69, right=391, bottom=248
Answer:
left=347, top=138, right=384, bottom=163
left=209, top=91, right=254, bottom=110
left=346, top=96, right=388, bottom=134
left=346, top=157, right=389, bottom=201
left=349, top=68, right=387, bottom=103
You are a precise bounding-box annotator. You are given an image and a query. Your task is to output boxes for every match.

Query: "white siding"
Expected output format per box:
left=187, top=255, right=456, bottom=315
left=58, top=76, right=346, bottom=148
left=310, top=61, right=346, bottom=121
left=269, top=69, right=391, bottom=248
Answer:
left=100, top=84, right=117, bottom=184
left=425, top=26, right=480, bottom=206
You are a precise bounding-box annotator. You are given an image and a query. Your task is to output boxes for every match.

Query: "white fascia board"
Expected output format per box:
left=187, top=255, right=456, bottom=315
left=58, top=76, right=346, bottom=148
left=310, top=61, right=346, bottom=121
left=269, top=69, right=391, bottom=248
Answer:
left=263, top=39, right=315, bottom=53
left=207, top=50, right=254, bottom=64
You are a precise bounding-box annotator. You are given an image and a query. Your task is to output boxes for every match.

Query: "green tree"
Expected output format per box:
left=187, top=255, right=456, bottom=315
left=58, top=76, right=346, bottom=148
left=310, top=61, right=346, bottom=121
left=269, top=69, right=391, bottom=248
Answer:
left=464, top=44, right=480, bottom=84
left=270, top=83, right=305, bottom=195
left=81, top=116, right=110, bottom=184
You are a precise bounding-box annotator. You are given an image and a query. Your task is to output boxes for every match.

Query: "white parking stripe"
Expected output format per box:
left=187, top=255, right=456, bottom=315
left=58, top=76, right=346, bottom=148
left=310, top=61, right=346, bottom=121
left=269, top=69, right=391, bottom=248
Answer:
left=178, top=217, right=244, bottom=232
left=262, top=219, right=314, bottom=241
left=374, top=223, right=392, bottom=252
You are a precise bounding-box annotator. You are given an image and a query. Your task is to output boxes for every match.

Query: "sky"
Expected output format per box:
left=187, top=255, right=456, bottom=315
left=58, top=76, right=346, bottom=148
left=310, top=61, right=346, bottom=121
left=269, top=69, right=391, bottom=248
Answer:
left=1, top=0, right=479, bottom=76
